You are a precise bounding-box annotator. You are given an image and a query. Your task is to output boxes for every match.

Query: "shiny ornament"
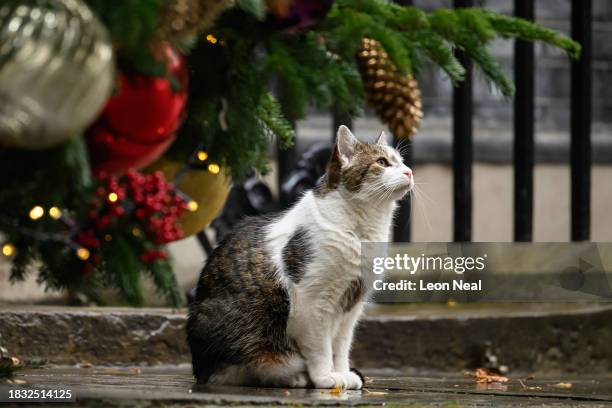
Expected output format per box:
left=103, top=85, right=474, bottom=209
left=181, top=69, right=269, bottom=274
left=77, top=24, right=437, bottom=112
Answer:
left=149, top=159, right=231, bottom=237
left=0, top=0, right=114, bottom=149
left=87, top=127, right=177, bottom=175
left=87, top=44, right=188, bottom=175
left=156, top=0, right=232, bottom=43
left=357, top=38, right=423, bottom=139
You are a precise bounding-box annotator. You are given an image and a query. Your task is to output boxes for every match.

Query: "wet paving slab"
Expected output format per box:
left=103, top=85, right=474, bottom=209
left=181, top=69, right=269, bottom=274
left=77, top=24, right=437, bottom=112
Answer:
left=1, top=366, right=611, bottom=407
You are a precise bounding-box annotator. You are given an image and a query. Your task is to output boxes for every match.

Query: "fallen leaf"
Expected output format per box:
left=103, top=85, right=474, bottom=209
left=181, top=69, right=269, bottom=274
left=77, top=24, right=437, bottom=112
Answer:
left=551, top=382, right=572, bottom=389
left=80, top=362, right=93, bottom=369
left=364, top=376, right=374, bottom=384
left=129, top=367, right=141, bottom=375
left=469, top=368, right=509, bottom=384
left=12, top=379, right=26, bottom=385
left=284, top=390, right=291, bottom=396
left=330, top=384, right=343, bottom=396
left=447, top=299, right=458, bottom=307
left=363, top=388, right=388, bottom=395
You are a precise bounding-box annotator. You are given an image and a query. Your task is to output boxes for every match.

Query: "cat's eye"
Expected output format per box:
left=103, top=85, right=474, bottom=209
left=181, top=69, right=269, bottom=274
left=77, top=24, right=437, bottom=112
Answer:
left=376, top=158, right=390, bottom=167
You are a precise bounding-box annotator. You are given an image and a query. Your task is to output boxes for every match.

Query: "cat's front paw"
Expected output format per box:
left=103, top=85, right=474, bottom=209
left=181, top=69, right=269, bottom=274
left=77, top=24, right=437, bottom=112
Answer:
left=311, top=372, right=348, bottom=389
left=343, top=371, right=363, bottom=390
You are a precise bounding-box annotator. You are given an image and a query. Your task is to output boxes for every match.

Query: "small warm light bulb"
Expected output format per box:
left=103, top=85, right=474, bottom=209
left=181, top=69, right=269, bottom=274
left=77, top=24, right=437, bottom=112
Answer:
left=76, top=247, right=90, bottom=261
left=2, top=243, right=15, bottom=257
left=187, top=200, right=199, bottom=212
left=29, top=206, right=44, bottom=220
left=108, top=192, right=118, bottom=203
left=132, top=227, right=141, bottom=237
left=104, top=234, right=112, bottom=242
left=208, top=163, right=220, bottom=174
left=197, top=150, right=208, bottom=162
left=49, top=206, right=62, bottom=219
left=206, top=34, right=218, bottom=44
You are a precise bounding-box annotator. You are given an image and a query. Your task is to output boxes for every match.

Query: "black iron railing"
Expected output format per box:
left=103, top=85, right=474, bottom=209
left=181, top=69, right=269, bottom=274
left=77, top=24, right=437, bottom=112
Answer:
left=570, top=0, right=592, bottom=241
left=513, top=0, right=535, bottom=242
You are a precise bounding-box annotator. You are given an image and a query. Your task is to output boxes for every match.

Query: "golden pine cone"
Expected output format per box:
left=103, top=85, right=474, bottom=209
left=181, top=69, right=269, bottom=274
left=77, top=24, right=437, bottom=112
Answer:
left=156, top=0, right=232, bottom=43
left=357, top=38, right=423, bottom=139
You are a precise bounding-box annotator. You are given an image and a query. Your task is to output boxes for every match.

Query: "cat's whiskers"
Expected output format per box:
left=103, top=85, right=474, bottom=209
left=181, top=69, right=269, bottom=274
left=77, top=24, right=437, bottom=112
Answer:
left=410, top=187, right=433, bottom=233
left=360, top=181, right=393, bottom=203
left=412, top=184, right=438, bottom=208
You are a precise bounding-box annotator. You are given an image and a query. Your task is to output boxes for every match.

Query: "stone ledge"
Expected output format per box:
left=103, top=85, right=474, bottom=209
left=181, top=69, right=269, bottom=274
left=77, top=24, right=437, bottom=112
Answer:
left=0, top=304, right=611, bottom=373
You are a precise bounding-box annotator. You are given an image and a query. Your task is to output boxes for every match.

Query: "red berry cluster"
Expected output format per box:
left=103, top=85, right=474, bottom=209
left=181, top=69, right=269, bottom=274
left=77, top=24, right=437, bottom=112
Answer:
left=123, top=170, right=188, bottom=244
left=75, top=170, right=188, bottom=267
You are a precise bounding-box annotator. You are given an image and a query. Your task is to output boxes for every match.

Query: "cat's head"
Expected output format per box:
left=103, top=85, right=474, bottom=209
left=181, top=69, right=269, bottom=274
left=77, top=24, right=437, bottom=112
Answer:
left=319, top=125, right=414, bottom=202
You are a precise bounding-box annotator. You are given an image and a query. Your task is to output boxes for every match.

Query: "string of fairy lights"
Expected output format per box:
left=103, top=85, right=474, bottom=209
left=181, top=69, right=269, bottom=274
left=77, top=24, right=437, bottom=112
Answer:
left=0, top=33, right=225, bottom=263
left=0, top=145, right=222, bottom=262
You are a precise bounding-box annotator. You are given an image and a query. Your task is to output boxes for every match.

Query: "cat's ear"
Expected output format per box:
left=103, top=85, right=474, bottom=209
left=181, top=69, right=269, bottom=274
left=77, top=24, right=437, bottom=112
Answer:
left=376, top=130, right=388, bottom=146
left=336, top=125, right=358, bottom=165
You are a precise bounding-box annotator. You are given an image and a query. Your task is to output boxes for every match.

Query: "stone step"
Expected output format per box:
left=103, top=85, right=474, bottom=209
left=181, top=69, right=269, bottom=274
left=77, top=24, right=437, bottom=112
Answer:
left=1, top=303, right=610, bottom=374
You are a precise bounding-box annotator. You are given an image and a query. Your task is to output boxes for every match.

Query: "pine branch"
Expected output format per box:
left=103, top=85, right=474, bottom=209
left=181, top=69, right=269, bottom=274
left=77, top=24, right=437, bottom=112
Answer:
left=485, top=11, right=581, bottom=59
left=147, top=259, right=183, bottom=308
left=256, top=93, right=295, bottom=149
left=105, top=236, right=145, bottom=306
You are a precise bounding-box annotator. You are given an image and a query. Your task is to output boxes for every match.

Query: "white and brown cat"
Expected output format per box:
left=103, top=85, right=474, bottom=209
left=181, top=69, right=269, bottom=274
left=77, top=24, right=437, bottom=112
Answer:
left=187, top=126, right=414, bottom=389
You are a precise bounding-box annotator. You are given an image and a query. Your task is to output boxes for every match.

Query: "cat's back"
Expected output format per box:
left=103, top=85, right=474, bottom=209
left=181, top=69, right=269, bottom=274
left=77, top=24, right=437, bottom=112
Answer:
left=194, top=216, right=281, bottom=301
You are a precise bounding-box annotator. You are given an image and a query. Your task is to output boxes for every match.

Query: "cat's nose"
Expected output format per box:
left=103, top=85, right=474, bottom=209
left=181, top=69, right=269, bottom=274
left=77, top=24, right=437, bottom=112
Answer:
left=404, top=169, right=413, bottom=178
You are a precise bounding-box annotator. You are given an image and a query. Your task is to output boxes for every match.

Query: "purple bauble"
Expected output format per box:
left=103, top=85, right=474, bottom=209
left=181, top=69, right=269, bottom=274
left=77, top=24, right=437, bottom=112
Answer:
left=267, top=0, right=334, bottom=32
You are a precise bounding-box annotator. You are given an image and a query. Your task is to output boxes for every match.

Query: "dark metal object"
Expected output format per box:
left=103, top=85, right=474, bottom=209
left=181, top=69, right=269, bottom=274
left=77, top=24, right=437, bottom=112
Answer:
left=571, top=0, right=592, bottom=241
left=513, top=0, right=535, bottom=242
left=391, top=0, right=413, bottom=243
left=452, top=0, right=473, bottom=242
left=212, top=174, right=280, bottom=241
left=277, top=141, right=296, bottom=206
left=281, top=142, right=332, bottom=206
left=332, top=108, right=352, bottom=143
left=196, top=230, right=214, bottom=256
left=277, top=84, right=297, bottom=207
left=393, top=137, right=412, bottom=242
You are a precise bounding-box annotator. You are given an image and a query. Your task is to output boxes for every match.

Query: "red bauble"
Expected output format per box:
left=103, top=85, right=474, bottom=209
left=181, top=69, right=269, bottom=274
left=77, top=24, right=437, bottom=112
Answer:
left=87, top=127, right=177, bottom=175
left=87, top=44, right=188, bottom=175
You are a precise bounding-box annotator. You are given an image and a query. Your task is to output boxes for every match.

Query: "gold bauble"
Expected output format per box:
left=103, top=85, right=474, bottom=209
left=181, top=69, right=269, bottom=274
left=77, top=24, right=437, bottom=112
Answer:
left=149, top=159, right=231, bottom=238
left=357, top=38, right=423, bottom=140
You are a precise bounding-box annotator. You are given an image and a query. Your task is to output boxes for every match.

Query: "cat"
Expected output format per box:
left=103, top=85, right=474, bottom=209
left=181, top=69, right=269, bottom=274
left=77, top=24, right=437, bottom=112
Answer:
left=187, top=125, right=414, bottom=390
